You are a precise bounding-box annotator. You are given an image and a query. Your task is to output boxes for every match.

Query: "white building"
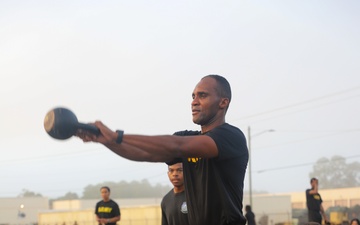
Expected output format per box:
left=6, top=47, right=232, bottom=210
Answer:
left=0, top=197, right=49, bottom=225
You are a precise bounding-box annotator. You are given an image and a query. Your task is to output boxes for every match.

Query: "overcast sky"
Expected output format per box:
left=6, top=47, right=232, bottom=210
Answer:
left=1, top=1, right=360, bottom=199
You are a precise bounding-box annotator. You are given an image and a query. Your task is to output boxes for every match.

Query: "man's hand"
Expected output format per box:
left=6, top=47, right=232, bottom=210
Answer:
left=76, top=121, right=118, bottom=145
left=314, top=180, right=318, bottom=188
left=98, top=218, right=110, bottom=224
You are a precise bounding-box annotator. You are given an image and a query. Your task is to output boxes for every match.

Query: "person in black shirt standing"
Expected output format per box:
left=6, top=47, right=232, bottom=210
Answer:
left=95, top=186, right=121, bottom=225
left=161, top=162, right=189, bottom=225
left=245, top=205, right=256, bottom=225
left=306, top=178, right=328, bottom=224
left=77, top=75, right=248, bottom=225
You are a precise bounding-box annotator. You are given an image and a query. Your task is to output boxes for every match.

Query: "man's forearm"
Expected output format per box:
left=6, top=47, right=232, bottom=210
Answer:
left=104, top=134, right=218, bottom=162
left=309, top=185, right=318, bottom=194
left=321, top=212, right=328, bottom=221
left=79, top=121, right=218, bottom=160
left=320, top=205, right=327, bottom=221
left=104, top=135, right=183, bottom=162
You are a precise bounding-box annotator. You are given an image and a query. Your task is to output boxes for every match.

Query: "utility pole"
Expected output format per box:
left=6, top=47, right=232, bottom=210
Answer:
left=247, top=126, right=274, bottom=209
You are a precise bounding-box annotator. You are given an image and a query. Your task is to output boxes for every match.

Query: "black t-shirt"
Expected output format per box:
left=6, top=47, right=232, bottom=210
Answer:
left=306, top=189, right=323, bottom=211
left=95, top=199, right=121, bottom=225
left=245, top=211, right=256, bottom=225
left=161, top=189, right=189, bottom=225
left=173, top=123, right=248, bottom=225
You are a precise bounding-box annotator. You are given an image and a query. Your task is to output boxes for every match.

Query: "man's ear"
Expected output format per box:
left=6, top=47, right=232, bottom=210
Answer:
left=219, top=98, right=229, bottom=109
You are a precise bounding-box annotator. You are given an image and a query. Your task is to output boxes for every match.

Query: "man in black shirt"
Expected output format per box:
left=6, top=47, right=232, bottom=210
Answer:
left=306, top=178, right=328, bottom=224
left=95, top=186, right=121, bottom=225
left=161, top=162, right=189, bottom=225
left=245, top=205, right=256, bottom=225
left=77, top=75, right=248, bottom=225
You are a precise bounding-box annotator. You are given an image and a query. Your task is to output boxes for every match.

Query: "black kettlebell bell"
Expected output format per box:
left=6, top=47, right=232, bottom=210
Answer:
left=44, top=107, right=99, bottom=140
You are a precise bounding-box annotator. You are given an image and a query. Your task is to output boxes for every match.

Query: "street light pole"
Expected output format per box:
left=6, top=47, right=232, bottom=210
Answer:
left=247, top=126, right=274, bottom=209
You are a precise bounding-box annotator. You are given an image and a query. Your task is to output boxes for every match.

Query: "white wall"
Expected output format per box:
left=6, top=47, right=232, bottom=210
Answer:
left=0, top=197, right=49, bottom=225
left=52, top=198, right=162, bottom=211
left=243, top=195, right=293, bottom=225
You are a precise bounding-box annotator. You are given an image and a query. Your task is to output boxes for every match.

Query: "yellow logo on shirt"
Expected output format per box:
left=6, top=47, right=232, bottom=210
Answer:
left=98, top=207, right=113, bottom=213
left=314, top=194, right=320, bottom=200
left=188, top=157, right=200, bottom=163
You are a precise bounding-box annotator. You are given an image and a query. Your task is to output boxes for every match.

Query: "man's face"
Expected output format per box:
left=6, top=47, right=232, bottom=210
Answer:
left=167, top=163, right=184, bottom=188
left=191, top=77, right=222, bottom=125
left=311, top=179, right=318, bottom=188
left=100, top=188, right=110, bottom=201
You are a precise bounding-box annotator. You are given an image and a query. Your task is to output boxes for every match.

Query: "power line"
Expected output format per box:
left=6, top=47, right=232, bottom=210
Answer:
left=236, top=93, right=360, bottom=125
left=255, top=154, right=360, bottom=173
left=231, top=85, right=360, bottom=122
left=254, top=129, right=360, bottom=150
left=0, top=147, right=103, bottom=164
left=265, top=129, right=360, bottom=133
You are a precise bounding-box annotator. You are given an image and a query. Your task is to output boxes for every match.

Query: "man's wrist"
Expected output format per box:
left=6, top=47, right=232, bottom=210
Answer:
left=116, top=130, right=124, bottom=144
left=107, top=218, right=111, bottom=223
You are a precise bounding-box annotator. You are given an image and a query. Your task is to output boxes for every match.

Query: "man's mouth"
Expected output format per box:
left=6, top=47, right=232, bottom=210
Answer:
left=192, top=109, right=200, bottom=115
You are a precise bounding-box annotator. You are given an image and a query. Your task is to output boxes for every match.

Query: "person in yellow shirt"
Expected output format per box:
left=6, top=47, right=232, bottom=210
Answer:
left=306, top=178, right=328, bottom=224
left=95, top=186, right=121, bottom=225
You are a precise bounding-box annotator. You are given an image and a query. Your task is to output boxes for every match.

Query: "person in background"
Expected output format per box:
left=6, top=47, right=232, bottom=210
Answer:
left=161, top=162, right=189, bottom=225
left=351, top=218, right=360, bottom=225
left=245, top=205, right=256, bottom=225
left=306, top=178, right=328, bottom=224
left=95, top=186, right=120, bottom=225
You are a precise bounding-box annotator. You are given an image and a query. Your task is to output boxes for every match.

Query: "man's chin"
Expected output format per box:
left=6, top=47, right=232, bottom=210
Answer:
left=192, top=117, right=202, bottom=125
left=193, top=120, right=200, bottom=125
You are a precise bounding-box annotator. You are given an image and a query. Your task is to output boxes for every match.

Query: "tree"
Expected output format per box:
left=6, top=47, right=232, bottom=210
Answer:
left=82, top=179, right=171, bottom=199
left=309, top=155, right=360, bottom=188
left=18, top=189, right=43, bottom=197
left=55, top=192, right=79, bottom=200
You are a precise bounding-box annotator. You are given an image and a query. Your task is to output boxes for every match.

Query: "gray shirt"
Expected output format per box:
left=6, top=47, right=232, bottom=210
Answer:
left=161, top=189, right=189, bottom=225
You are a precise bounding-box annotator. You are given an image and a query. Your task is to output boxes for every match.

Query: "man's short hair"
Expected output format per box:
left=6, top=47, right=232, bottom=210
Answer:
left=166, top=158, right=182, bottom=165
left=310, top=178, right=318, bottom=183
left=202, top=75, right=232, bottom=103
left=100, top=186, right=110, bottom=192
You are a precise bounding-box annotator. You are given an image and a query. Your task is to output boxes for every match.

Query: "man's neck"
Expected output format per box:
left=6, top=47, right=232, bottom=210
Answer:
left=173, top=186, right=184, bottom=193
left=201, top=119, right=225, bottom=133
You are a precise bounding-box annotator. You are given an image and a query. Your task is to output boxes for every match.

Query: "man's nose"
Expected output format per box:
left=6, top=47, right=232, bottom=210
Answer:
left=172, top=172, right=179, bottom=176
left=192, top=97, right=199, bottom=106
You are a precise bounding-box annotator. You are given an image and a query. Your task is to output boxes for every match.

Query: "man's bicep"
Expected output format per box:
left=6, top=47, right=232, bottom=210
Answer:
left=180, top=135, right=218, bottom=158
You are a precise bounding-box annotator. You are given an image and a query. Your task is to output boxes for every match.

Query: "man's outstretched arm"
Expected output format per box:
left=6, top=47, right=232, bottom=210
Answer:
left=77, top=121, right=219, bottom=162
